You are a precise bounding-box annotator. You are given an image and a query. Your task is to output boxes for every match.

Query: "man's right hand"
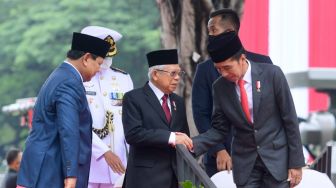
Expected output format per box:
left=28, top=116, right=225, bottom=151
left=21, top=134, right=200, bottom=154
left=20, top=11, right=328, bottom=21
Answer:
left=64, top=177, right=76, bottom=188
left=104, top=150, right=126, bottom=174
left=216, top=149, right=232, bottom=172
left=175, top=132, right=193, bottom=151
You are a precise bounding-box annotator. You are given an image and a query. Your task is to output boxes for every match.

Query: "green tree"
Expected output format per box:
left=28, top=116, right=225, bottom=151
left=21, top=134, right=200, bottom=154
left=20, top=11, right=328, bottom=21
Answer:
left=0, top=0, right=160, bottom=158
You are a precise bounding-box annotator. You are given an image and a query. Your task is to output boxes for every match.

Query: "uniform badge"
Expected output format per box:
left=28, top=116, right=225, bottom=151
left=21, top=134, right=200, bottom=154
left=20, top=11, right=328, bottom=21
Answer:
left=110, top=92, right=124, bottom=106
left=88, top=97, right=94, bottom=104
left=104, top=35, right=117, bottom=57
left=83, top=82, right=94, bottom=88
left=256, top=81, right=261, bottom=92
left=172, top=101, right=177, bottom=111
left=86, top=91, right=96, bottom=96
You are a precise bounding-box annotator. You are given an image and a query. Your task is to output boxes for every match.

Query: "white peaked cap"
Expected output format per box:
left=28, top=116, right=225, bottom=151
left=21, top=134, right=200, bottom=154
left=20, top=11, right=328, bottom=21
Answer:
left=81, top=26, right=122, bottom=42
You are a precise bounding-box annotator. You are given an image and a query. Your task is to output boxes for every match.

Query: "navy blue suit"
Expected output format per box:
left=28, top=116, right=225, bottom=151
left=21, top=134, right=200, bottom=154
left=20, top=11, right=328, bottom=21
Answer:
left=17, top=62, right=92, bottom=188
left=192, top=51, right=272, bottom=176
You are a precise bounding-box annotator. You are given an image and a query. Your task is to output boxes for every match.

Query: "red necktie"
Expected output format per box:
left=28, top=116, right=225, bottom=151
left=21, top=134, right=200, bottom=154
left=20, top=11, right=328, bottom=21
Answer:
left=162, top=94, right=171, bottom=123
left=238, top=79, right=252, bottom=124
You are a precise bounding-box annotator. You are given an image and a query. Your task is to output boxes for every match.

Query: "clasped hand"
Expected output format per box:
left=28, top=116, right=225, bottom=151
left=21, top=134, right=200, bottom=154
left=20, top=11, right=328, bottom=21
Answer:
left=174, top=132, right=193, bottom=150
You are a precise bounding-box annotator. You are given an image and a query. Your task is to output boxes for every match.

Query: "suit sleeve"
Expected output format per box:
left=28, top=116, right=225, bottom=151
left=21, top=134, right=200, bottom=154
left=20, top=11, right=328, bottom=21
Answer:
left=55, top=82, right=81, bottom=177
left=192, top=63, right=228, bottom=156
left=273, top=67, right=305, bottom=168
left=193, top=84, right=231, bottom=157
left=122, top=93, right=171, bottom=148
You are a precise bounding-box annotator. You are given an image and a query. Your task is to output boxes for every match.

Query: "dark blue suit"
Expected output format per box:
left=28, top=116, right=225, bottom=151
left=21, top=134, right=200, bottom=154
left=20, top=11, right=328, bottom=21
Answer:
left=192, top=51, right=272, bottom=176
left=17, top=62, right=92, bottom=188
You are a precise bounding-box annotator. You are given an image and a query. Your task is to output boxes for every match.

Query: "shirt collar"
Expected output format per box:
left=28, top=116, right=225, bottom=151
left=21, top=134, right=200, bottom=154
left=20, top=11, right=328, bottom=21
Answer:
left=148, top=81, right=166, bottom=101
left=64, top=60, right=83, bottom=82
left=241, top=59, right=252, bottom=84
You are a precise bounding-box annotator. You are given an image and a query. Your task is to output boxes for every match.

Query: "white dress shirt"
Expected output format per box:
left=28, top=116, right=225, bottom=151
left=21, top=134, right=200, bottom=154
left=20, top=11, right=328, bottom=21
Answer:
left=148, top=81, right=176, bottom=144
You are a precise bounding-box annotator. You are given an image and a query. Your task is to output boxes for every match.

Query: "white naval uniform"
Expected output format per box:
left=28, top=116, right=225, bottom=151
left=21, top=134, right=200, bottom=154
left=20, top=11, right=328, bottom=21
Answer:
left=84, top=67, right=133, bottom=185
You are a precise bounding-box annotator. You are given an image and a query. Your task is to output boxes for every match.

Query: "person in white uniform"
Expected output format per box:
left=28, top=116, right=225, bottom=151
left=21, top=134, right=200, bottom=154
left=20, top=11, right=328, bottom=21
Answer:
left=81, top=26, right=134, bottom=188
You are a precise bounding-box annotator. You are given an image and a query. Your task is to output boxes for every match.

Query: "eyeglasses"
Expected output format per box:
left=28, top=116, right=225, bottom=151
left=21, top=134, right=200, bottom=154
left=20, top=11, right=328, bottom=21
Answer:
left=155, top=69, right=185, bottom=77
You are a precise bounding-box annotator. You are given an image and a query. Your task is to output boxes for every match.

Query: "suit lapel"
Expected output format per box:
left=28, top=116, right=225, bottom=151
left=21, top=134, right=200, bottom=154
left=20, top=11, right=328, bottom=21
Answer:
left=251, top=62, right=263, bottom=123
left=143, top=83, right=169, bottom=125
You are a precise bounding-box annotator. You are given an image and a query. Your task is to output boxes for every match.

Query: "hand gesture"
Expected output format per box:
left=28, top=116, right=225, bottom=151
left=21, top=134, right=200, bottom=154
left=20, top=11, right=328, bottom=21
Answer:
left=175, top=132, right=193, bottom=151
left=104, top=150, right=126, bottom=174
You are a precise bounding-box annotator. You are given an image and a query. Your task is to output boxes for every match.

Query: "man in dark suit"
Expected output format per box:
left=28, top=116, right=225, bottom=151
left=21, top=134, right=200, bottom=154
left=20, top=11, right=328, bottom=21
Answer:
left=1, top=148, right=22, bottom=188
left=192, top=32, right=305, bottom=188
left=122, top=49, right=193, bottom=188
left=192, top=8, right=273, bottom=177
left=16, top=32, right=110, bottom=188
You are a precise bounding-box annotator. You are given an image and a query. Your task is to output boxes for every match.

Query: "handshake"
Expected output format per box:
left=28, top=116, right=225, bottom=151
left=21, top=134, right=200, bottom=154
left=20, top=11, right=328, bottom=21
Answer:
left=174, top=132, right=193, bottom=151
left=173, top=132, right=233, bottom=172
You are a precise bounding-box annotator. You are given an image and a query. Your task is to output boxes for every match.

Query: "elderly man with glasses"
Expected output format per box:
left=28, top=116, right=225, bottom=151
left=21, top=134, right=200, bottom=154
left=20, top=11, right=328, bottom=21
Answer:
left=121, top=49, right=193, bottom=188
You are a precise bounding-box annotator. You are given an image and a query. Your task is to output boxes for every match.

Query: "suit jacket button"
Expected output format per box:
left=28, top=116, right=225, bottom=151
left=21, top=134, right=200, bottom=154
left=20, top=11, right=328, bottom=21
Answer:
left=257, top=146, right=260, bottom=149
left=254, top=130, right=258, bottom=133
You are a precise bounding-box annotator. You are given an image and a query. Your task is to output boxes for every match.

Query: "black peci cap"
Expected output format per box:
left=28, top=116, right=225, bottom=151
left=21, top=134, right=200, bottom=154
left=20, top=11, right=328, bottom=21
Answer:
left=207, top=31, right=243, bottom=63
left=71, top=32, right=111, bottom=58
left=146, top=49, right=178, bottom=67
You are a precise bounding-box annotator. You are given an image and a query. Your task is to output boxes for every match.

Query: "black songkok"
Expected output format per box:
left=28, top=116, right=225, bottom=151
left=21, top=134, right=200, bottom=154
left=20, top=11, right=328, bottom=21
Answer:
left=71, top=32, right=111, bottom=58
left=146, top=49, right=178, bottom=67
left=207, top=31, right=243, bottom=63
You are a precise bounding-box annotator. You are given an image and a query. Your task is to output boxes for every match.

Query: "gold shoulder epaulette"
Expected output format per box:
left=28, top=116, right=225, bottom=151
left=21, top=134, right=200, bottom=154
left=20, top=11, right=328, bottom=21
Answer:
left=111, top=67, right=128, bottom=75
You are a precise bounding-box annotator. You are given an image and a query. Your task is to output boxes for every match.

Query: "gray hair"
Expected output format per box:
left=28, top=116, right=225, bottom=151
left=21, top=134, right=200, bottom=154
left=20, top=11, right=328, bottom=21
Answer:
left=148, top=65, right=166, bottom=80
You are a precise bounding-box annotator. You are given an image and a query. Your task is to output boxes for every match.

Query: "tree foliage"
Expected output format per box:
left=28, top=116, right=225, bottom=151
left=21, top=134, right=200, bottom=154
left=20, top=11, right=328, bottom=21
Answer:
left=0, top=0, right=160, bottom=159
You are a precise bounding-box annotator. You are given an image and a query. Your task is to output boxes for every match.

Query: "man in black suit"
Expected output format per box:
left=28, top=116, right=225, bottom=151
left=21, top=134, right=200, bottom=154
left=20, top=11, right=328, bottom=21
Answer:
left=192, top=8, right=273, bottom=177
left=192, top=32, right=304, bottom=188
left=122, top=49, right=193, bottom=188
left=1, top=148, right=22, bottom=188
